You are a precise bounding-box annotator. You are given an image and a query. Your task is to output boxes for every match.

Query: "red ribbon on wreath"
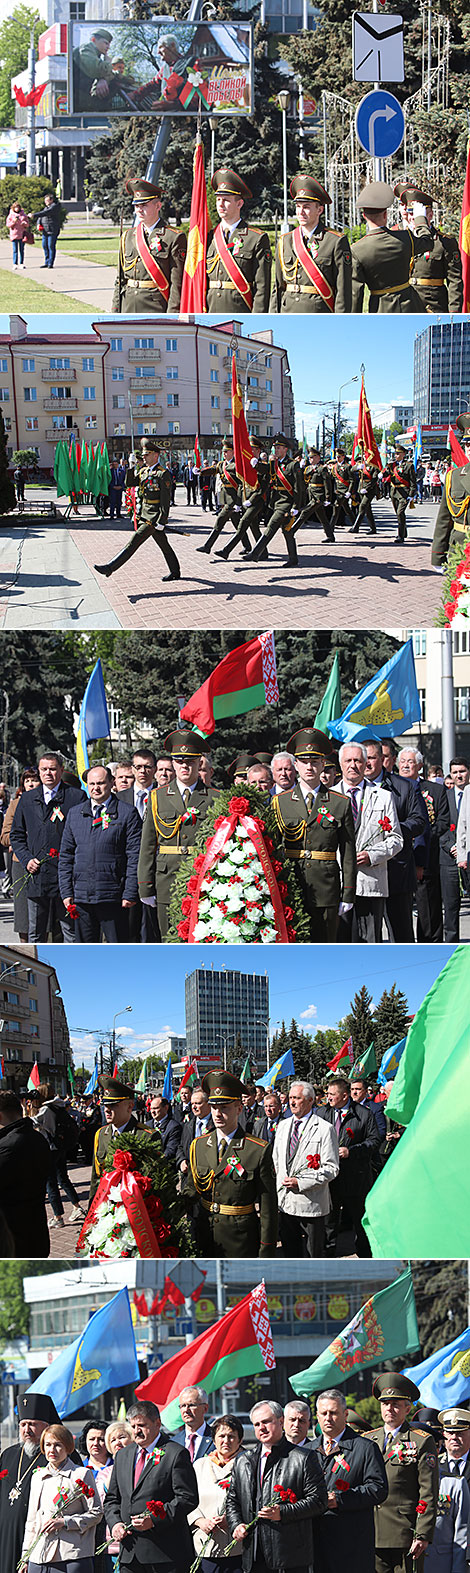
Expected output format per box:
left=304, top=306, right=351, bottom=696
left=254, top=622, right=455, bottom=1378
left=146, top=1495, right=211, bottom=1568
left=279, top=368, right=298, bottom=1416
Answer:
left=186, top=797, right=289, bottom=943
left=76, top=1149, right=164, bottom=1259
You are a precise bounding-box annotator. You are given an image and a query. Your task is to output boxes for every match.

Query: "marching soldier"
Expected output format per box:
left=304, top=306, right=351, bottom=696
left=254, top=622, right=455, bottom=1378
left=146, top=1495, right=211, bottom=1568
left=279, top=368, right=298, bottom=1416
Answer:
left=196, top=437, right=252, bottom=556
left=88, top=1075, right=141, bottom=1205
left=382, top=443, right=417, bottom=542
left=395, top=183, right=463, bottom=314
left=272, top=173, right=352, bottom=313
left=246, top=432, right=306, bottom=566
left=112, top=177, right=187, bottom=314
left=185, top=1069, right=278, bottom=1258
left=431, top=414, right=470, bottom=568
left=272, top=727, right=357, bottom=941
left=371, top=1373, right=439, bottom=1573
left=296, top=447, right=335, bottom=543
left=329, top=448, right=356, bottom=531
left=352, top=457, right=381, bottom=535
left=352, top=183, right=431, bottom=313
left=94, top=437, right=181, bottom=581
left=137, top=728, right=216, bottom=938
left=206, top=168, right=272, bottom=314
left=215, top=437, right=270, bottom=560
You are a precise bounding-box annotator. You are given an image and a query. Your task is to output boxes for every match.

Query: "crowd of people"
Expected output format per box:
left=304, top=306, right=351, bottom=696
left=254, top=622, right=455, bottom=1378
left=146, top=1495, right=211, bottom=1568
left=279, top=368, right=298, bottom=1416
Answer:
left=1, top=732, right=467, bottom=946
left=1, top=1378, right=470, bottom=1573
left=0, top=1064, right=407, bottom=1259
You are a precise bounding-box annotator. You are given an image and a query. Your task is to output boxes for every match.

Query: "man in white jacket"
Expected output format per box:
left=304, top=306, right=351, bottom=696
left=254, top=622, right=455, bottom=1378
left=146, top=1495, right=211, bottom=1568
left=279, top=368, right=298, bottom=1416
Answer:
left=272, top=1081, right=339, bottom=1258
left=337, top=742, right=403, bottom=941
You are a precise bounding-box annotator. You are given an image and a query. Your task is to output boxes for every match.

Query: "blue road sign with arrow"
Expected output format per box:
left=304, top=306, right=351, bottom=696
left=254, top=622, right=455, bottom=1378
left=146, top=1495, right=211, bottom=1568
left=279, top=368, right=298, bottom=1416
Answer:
left=355, top=89, right=405, bottom=158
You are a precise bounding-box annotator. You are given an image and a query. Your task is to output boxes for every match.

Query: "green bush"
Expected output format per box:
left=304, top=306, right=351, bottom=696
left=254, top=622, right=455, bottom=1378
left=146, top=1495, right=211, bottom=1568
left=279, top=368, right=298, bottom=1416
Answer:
left=0, top=175, right=67, bottom=238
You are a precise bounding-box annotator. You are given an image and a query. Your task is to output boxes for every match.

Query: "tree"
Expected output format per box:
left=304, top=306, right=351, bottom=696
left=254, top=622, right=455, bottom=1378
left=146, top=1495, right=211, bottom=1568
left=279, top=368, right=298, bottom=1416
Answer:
left=309, top=1027, right=343, bottom=1083
left=0, top=1262, right=76, bottom=1343
left=0, top=175, right=62, bottom=236
left=373, top=985, right=410, bottom=1062
left=342, top=984, right=375, bottom=1061
left=0, top=7, right=43, bottom=128
left=0, top=635, right=89, bottom=763
left=0, top=410, right=16, bottom=515
left=410, top=1261, right=467, bottom=1360
left=12, top=448, right=39, bottom=471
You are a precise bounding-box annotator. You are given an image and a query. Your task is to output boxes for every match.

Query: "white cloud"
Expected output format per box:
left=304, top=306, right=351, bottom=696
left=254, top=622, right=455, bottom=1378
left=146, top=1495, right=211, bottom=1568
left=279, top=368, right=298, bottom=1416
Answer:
left=300, top=1004, right=317, bottom=1020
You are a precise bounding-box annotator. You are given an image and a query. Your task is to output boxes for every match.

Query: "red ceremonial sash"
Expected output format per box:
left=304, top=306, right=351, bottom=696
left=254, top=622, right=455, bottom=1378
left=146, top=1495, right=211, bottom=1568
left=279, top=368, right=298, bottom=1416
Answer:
left=392, top=464, right=409, bottom=488
left=135, top=221, right=170, bottom=301
left=275, top=461, right=293, bottom=495
left=214, top=224, right=253, bottom=308
left=222, top=464, right=238, bottom=489
left=333, top=465, right=348, bottom=483
left=292, top=228, right=335, bottom=312
left=187, top=809, right=289, bottom=943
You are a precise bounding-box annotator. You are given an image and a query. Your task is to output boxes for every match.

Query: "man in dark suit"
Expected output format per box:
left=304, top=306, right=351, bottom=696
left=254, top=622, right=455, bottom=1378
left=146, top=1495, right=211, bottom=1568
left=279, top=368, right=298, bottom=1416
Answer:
left=321, top=1073, right=381, bottom=1256
left=177, top=1087, right=214, bottom=1175
left=284, top=1401, right=313, bottom=1448
left=138, top=729, right=216, bottom=939
left=364, top=740, right=428, bottom=942
left=439, top=758, right=469, bottom=941
left=59, top=764, right=141, bottom=943
left=88, top=1076, right=142, bottom=1205
left=226, top=1398, right=327, bottom=1573
left=171, top=1386, right=215, bottom=1460
left=10, top=749, right=83, bottom=942
left=398, top=747, right=450, bottom=941
left=104, top=1398, right=198, bottom=1572
left=254, top=1090, right=287, bottom=1145
left=116, top=748, right=159, bottom=942
left=312, top=1389, right=388, bottom=1573
left=148, top=1093, right=180, bottom=1161
left=240, top=1084, right=259, bottom=1134
left=0, top=1089, right=50, bottom=1256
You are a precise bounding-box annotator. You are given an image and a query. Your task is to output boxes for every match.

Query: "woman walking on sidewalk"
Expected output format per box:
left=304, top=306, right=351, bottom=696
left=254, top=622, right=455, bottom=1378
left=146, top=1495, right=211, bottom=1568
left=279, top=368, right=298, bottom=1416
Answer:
left=6, top=201, right=31, bottom=269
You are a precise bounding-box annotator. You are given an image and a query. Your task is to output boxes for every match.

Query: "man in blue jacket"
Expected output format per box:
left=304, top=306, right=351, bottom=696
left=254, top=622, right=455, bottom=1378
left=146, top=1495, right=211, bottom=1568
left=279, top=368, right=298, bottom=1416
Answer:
left=58, top=763, right=141, bottom=942
left=10, top=750, right=83, bottom=942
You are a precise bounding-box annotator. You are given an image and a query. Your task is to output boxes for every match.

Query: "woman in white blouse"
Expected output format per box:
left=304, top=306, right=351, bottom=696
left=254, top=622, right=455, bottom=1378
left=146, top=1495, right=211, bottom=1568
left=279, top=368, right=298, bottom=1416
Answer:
left=189, top=1414, right=244, bottom=1573
left=20, top=1422, right=102, bottom=1572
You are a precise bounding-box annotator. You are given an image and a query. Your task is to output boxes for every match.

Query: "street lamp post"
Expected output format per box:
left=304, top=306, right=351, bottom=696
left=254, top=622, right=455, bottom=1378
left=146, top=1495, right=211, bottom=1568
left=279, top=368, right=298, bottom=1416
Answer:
left=278, top=91, right=290, bottom=235
left=112, top=1005, right=132, bottom=1073
left=26, top=15, right=41, bottom=179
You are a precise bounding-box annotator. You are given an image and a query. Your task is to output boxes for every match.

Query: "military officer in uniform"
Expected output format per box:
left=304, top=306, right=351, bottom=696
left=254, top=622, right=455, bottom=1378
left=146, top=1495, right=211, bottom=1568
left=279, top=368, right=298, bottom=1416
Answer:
left=329, top=448, right=356, bottom=532
left=185, top=1069, right=278, bottom=1258
left=206, top=168, right=272, bottom=314
left=196, top=437, right=252, bottom=555
left=371, top=1373, right=438, bottom=1573
left=395, top=183, right=463, bottom=314
left=94, top=437, right=181, bottom=581
left=272, top=727, right=357, bottom=940
left=352, top=456, right=381, bottom=535
left=138, top=728, right=216, bottom=938
left=246, top=432, right=307, bottom=565
left=272, top=173, right=352, bottom=313
left=112, top=177, right=187, bottom=314
left=227, top=752, right=257, bottom=784
left=88, top=1075, right=141, bottom=1205
left=431, top=413, right=470, bottom=568
left=215, top=437, right=270, bottom=560
left=296, top=448, right=335, bottom=543
left=382, top=444, right=417, bottom=542
left=73, top=28, right=116, bottom=112
left=352, top=183, right=431, bottom=313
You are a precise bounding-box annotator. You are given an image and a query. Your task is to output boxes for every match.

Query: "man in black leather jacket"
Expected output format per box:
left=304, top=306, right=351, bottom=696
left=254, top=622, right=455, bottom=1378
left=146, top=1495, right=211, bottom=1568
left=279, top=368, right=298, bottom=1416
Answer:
left=226, top=1399, right=327, bottom=1572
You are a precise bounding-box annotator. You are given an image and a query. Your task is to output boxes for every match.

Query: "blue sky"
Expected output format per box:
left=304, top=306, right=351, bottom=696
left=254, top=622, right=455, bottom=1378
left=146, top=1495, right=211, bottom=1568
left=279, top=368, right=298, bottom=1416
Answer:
left=37, top=943, right=456, bottom=1070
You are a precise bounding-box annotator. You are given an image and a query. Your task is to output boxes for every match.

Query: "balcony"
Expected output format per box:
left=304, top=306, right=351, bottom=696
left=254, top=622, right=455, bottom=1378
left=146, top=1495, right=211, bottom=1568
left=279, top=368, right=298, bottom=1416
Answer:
left=129, top=377, right=162, bottom=391
left=45, top=426, right=79, bottom=440
left=128, top=348, right=161, bottom=363
left=41, top=367, right=76, bottom=381
left=43, top=397, right=78, bottom=412
left=132, top=404, right=163, bottom=418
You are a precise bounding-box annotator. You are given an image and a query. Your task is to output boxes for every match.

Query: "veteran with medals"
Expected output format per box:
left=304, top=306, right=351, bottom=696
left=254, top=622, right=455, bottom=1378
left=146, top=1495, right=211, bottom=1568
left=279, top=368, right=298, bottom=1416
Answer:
left=186, top=1069, right=278, bottom=1258
left=206, top=168, right=272, bottom=314
left=272, top=174, right=352, bottom=313
left=370, top=1374, right=439, bottom=1573
left=431, top=413, right=470, bottom=568
left=138, top=729, right=216, bottom=939
left=112, top=177, right=187, bottom=314
left=272, top=728, right=357, bottom=941
left=0, top=1393, right=70, bottom=1573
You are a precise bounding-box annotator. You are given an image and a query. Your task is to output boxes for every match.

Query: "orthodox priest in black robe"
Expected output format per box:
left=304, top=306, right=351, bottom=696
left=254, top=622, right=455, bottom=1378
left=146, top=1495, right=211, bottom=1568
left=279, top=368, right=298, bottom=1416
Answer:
left=0, top=1391, right=62, bottom=1571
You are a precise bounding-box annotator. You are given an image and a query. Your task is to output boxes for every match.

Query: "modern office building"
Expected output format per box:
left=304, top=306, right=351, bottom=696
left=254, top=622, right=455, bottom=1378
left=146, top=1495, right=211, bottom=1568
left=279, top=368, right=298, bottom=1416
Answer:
left=185, top=966, right=269, bottom=1072
left=0, top=946, right=71, bottom=1093
left=414, top=320, right=470, bottom=428
left=380, top=403, right=414, bottom=430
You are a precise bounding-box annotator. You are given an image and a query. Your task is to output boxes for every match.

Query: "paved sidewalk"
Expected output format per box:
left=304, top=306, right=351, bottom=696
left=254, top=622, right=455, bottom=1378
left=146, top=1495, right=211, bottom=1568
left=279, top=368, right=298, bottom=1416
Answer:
left=0, top=236, right=115, bottom=311
left=0, top=508, right=120, bottom=629
left=46, top=1158, right=90, bottom=1260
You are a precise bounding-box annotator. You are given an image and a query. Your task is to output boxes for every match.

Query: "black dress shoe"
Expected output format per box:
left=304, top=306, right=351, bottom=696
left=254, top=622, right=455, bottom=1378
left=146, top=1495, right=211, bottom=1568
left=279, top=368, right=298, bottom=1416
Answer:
left=94, top=563, right=112, bottom=577
left=196, top=544, right=212, bottom=554
left=162, top=572, right=181, bottom=581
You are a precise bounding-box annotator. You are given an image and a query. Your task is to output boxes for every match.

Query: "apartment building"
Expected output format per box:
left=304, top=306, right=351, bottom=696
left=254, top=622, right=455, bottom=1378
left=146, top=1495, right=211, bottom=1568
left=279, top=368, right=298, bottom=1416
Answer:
left=0, top=946, right=71, bottom=1093
left=1, top=315, right=107, bottom=470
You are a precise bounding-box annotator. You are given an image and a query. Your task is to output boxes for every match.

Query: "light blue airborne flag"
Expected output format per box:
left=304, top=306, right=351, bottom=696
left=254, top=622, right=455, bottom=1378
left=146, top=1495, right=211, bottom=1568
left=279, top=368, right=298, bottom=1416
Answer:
left=377, top=1037, right=407, bottom=1087
left=162, top=1058, right=173, bottom=1102
left=402, top=1325, right=470, bottom=1407
left=84, top=1061, right=98, bottom=1096
left=27, top=1288, right=140, bottom=1416
left=257, top=1047, right=295, bottom=1089
left=76, top=659, right=110, bottom=783
left=329, top=638, right=421, bottom=743
left=414, top=422, right=423, bottom=464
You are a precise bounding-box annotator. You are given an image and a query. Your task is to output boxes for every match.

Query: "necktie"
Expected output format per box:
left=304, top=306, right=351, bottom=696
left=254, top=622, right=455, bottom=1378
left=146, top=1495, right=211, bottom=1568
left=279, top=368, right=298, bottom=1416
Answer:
left=306, top=792, right=313, bottom=813
left=188, top=1434, right=197, bottom=1462
left=456, top=791, right=462, bottom=817
left=289, top=1118, right=300, bottom=1160
left=134, top=1447, right=146, bottom=1485
left=182, top=788, right=190, bottom=808
left=324, top=1438, right=334, bottom=1455
left=450, top=1459, right=461, bottom=1476
left=348, top=788, right=359, bottom=826
left=93, top=805, right=101, bottom=820
left=196, top=1119, right=202, bottom=1137
left=218, top=1137, right=227, bottom=1161
left=335, top=1112, right=341, bottom=1137
left=136, top=789, right=147, bottom=818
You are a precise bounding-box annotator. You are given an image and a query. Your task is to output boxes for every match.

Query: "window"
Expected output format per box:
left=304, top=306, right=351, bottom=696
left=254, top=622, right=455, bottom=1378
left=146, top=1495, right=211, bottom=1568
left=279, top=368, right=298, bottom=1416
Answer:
left=110, top=337, right=122, bottom=352
left=455, top=687, right=470, bottom=723
left=30, top=1024, right=39, bottom=1038
left=22, top=357, right=34, bottom=372
left=136, top=421, right=158, bottom=435
left=166, top=366, right=178, bottom=380
left=265, top=355, right=272, bottom=367
left=52, top=414, right=73, bottom=430
left=209, top=342, right=218, bottom=357
left=7, top=1020, right=20, bottom=1033
left=210, top=369, right=219, bottom=383
left=5, top=992, right=19, bottom=1005
left=418, top=688, right=426, bottom=722
left=23, top=388, right=35, bottom=402
left=27, top=971, right=36, bottom=985
left=454, top=631, right=466, bottom=655
left=29, top=998, right=38, bottom=1012
left=266, top=402, right=273, bottom=414
left=112, top=395, right=125, bottom=409
left=167, top=393, right=179, bottom=407
left=411, top=630, right=427, bottom=657
left=135, top=366, right=156, bottom=379
left=25, top=417, right=39, bottom=431
left=113, top=423, right=126, bottom=436
left=265, top=378, right=272, bottom=391
left=70, top=1, right=86, bottom=17
left=85, top=415, right=97, bottom=428
left=212, top=421, right=221, bottom=435
left=168, top=420, right=180, bottom=434
left=4, top=419, right=11, bottom=432
left=50, top=386, right=72, bottom=400
left=247, top=375, right=258, bottom=388
left=109, top=704, right=121, bottom=730
left=112, top=367, right=124, bottom=382
left=0, top=390, right=9, bottom=403
left=249, top=400, right=259, bottom=411
left=211, top=395, right=220, bottom=409
left=50, top=357, right=70, bottom=370
left=134, top=337, right=154, bottom=349
left=83, top=387, right=96, bottom=401
left=136, top=393, right=157, bottom=406
left=82, top=357, right=94, bottom=372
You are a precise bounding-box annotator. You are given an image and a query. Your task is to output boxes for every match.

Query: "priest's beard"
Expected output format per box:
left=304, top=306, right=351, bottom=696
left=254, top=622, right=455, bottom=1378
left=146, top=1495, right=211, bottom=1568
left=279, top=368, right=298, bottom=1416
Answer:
left=23, top=1441, right=38, bottom=1457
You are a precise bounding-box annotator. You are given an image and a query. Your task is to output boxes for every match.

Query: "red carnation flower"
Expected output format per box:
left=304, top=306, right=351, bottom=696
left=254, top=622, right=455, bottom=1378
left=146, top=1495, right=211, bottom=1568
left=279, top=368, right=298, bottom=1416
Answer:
left=378, top=814, right=392, bottom=833
left=306, top=1153, right=321, bottom=1170
left=49, top=846, right=59, bottom=858
left=264, top=837, right=274, bottom=853
left=147, top=1499, right=166, bottom=1519
left=274, top=1484, right=297, bottom=1503
left=112, top=1150, right=135, bottom=1173
left=416, top=1502, right=427, bottom=1515
left=68, top=902, right=79, bottom=919
left=0, top=1469, right=8, bottom=1479
left=334, top=1480, right=349, bottom=1493
left=277, top=882, right=288, bottom=899
left=181, top=897, right=192, bottom=917
left=272, top=859, right=283, bottom=876
left=193, top=854, right=205, bottom=874
left=218, top=1480, right=231, bottom=1490
left=177, top=919, right=190, bottom=940
left=283, top=906, right=294, bottom=922
left=227, top=795, right=250, bottom=815
left=286, top=925, right=296, bottom=941
left=345, top=1127, right=354, bottom=1138
left=450, top=822, right=456, bottom=832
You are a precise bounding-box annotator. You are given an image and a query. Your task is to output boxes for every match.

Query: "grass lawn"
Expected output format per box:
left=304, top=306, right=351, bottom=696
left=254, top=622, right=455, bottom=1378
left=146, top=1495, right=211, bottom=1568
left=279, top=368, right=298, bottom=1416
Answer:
left=57, top=225, right=119, bottom=266
left=0, top=269, right=92, bottom=313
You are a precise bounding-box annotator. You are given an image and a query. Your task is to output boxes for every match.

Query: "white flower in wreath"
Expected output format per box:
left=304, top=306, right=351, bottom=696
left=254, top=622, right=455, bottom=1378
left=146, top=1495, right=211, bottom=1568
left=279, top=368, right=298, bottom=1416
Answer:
left=194, top=920, right=210, bottom=940
left=108, top=1186, right=126, bottom=1205
left=210, top=907, right=226, bottom=933
left=197, top=897, right=212, bottom=915
left=227, top=847, right=246, bottom=864
left=241, top=921, right=258, bottom=938
left=243, top=882, right=264, bottom=901
left=226, top=892, right=244, bottom=912
left=263, top=902, right=275, bottom=920
left=216, top=858, right=235, bottom=876
left=260, top=925, right=277, bottom=943
left=221, top=919, right=242, bottom=940
left=210, top=880, right=230, bottom=899
left=249, top=857, right=264, bottom=874
left=236, top=825, right=250, bottom=839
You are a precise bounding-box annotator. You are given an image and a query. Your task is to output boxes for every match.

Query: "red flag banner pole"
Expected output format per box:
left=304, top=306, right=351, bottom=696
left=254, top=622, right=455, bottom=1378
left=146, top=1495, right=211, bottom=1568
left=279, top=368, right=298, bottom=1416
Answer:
left=459, top=136, right=470, bottom=313
left=180, top=133, right=208, bottom=314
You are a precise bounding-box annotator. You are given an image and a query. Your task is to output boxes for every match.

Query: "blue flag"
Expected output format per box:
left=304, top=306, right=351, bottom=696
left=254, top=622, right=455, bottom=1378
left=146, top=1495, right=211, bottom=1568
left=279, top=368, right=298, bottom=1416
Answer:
left=162, top=1059, right=173, bottom=1102
left=257, top=1047, right=295, bottom=1089
left=402, top=1325, right=470, bottom=1407
left=377, top=1037, right=407, bottom=1087
left=329, top=638, right=421, bottom=743
left=76, top=659, right=110, bottom=783
left=84, top=1062, right=98, bottom=1096
left=414, top=422, right=423, bottom=464
left=27, top=1288, right=140, bottom=1416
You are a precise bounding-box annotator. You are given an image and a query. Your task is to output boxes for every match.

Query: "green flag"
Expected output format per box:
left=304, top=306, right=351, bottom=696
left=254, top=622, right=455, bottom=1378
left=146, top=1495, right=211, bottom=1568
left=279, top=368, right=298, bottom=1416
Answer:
left=350, top=1043, right=377, bottom=1080
left=290, top=1267, right=420, bottom=1395
left=314, top=652, right=341, bottom=736
left=67, top=1065, right=75, bottom=1091
left=363, top=947, right=470, bottom=1256
left=240, top=1055, right=252, bottom=1083
left=135, top=1059, right=147, bottom=1093
left=54, top=441, right=74, bottom=498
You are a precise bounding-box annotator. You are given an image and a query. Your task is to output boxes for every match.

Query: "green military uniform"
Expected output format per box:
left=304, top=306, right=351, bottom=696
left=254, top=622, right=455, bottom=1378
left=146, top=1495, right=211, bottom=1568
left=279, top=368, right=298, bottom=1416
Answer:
left=113, top=221, right=187, bottom=314
left=353, top=463, right=380, bottom=534
left=383, top=451, right=417, bottom=542
left=228, top=751, right=257, bottom=783
left=272, top=727, right=357, bottom=941
left=394, top=183, right=463, bottom=314
left=248, top=436, right=307, bottom=566
left=94, top=441, right=180, bottom=581
left=196, top=445, right=252, bottom=555
left=432, top=415, right=470, bottom=565
left=88, top=1075, right=141, bottom=1206
left=271, top=173, right=352, bottom=313
left=72, top=32, right=115, bottom=113
left=216, top=438, right=269, bottom=560
left=137, top=730, right=216, bottom=938
left=206, top=168, right=271, bottom=314
left=329, top=456, right=356, bottom=531
left=296, top=453, right=335, bottom=542
left=352, top=181, right=431, bottom=313
left=186, top=1070, right=278, bottom=1258
left=371, top=1375, right=438, bottom=1573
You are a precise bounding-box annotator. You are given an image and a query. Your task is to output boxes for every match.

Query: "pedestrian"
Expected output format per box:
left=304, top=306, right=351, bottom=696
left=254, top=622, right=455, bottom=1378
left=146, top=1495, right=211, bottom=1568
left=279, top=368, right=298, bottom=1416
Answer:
left=188, top=1414, right=244, bottom=1572
left=226, top=1399, right=328, bottom=1573
left=58, top=763, right=141, bottom=942
left=370, top=1373, right=438, bottom=1573
left=108, top=458, right=126, bottom=519
left=171, top=1386, right=215, bottom=1458
left=272, top=1079, right=339, bottom=1257
left=311, top=1389, right=388, bottom=1573
left=30, top=191, right=62, bottom=268
left=0, top=1088, right=51, bottom=1255
left=10, top=750, right=83, bottom=943
left=28, top=1081, right=85, bottom=1232
left=104, top=1399, right=198, bottom=1573
left=6, top=201, right=31, bottom=269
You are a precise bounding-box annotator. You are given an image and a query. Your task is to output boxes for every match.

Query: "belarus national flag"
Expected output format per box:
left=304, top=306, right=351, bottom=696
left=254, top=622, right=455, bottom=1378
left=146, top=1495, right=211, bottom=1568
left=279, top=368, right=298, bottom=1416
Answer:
left=136, top=1281, right=275, bottom=1428
left=179, top=633, right=279, bottom=737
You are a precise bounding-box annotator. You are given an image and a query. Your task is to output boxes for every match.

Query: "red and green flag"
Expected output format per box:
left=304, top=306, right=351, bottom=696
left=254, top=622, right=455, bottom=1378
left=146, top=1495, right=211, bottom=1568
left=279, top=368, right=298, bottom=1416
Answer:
left=176, top=1059, right=198, bottom=1099
left=314, top=652, right=342, bottom=737
left=326, top=1037, right=353, bottom=1075
left=27, top=1061, right=40, bottom=1091
left=231, top=354, right=257, bottom=487
left=290, top=1267, right=420, bottom=1395
left=194, top=434, right=201, bottom=471
left=179, top=633, right=279, bottom=738
left=180, top=136, right=209, bottom=314
left=136, top=1281, right=275, bottom=1428
left=352, top=374, right=382, bottom=468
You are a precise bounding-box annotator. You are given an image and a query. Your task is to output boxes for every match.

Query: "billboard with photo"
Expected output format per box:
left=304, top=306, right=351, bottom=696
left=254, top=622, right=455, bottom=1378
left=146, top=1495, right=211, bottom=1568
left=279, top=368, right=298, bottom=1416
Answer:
left=69, top=19, right=253, bottom=117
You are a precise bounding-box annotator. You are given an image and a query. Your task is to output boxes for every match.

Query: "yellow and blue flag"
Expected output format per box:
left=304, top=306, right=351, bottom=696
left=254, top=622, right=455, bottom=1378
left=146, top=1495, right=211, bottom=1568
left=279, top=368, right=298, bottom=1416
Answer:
left=257, top=1047, right=295, bottom=1089
left=84, top=1061, right=98, bottom=1096
left=76, top=659, right=110, bottom=783
left=26, top=1288, right=139, bottom=1416
left=402, top=1325, right=470, bottom=1407
left=329, top=637, right=421, bottom=743
left=377, top=1036, right=407, bottom=1086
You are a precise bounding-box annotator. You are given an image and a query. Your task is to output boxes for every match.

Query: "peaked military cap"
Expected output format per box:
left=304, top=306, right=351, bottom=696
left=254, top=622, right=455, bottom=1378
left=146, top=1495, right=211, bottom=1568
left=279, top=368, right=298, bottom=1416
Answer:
left=255, top=752, right=272, bottom=765
left=249, top=436, right=264, bottom=452
left=438, top=1407, right=470, bottom=1429
left=373, top=1372, right=420, bottom=1403
left=456, top=414, right=470, bottom=436
left=19, top=1393, right=61, bottom=1423
left=394, top=182, right=433, bottom=207
left=228, top=752, right=257, bottom=779
left=211, top=167, right=252, bottom=200
left=126, top=176, right=162, bottom=202
left=222, top=436, right=234, bottom=449
left=288, top=727, right=333, bottom=759
left=140, top=438, right=160, bottom=453
left=290, top=173, right=331, bottom=206
left=202, top=1069, right=245, bottom=1102
left=98, top=1074, right=134, bottom=1102
left=92, top=28, right=113, bottom=40
left=273, top=432, right=293, bottom=448
left=164, top=728, right=203, bottom=759
left=358, top=181, right=395, bottom=211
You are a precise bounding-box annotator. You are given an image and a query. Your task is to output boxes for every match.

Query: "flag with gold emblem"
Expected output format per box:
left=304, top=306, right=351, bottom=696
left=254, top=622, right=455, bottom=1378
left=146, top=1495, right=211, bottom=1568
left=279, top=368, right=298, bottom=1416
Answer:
left=460, top=138, right=470, bottom=312
left=180, top=136, right=208, bottom=313
left=231, top=354, right=257, bottom=486
left=25, top=1288, right=139, bottom=1415
left=352, top=374, right=382, bottom=468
